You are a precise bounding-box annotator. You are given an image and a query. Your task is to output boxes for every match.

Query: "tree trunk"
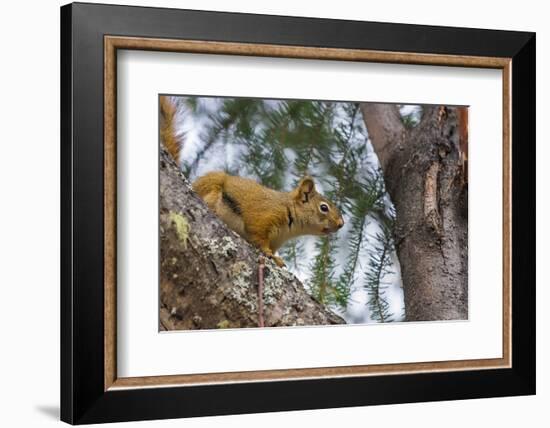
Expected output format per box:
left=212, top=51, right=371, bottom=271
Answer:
left=361, top=104, right=468, bottom=321
left=159, top=147, right=345, bottom=330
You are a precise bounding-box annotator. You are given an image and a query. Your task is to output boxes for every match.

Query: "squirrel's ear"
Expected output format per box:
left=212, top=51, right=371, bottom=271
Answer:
left=296, top=176, right=317, bottom=203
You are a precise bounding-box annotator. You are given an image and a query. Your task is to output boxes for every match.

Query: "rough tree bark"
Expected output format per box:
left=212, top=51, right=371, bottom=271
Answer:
left=159, top=147, right=345, bottom=330
left=361, top=104, right=468, bottom=321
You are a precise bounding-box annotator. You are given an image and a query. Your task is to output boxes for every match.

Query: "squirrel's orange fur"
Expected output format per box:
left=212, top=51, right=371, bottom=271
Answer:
left=160, top=96, right=183, bottom=162
left=193, top=172, right=344, bottom=267
left=158, top=96, right=344, bottom=266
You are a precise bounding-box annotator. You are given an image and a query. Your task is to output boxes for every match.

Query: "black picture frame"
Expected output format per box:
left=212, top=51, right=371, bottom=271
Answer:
left=61, top=2, right=535, bottom=424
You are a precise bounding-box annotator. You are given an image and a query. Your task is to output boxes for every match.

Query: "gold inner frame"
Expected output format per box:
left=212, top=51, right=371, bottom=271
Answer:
left=104, top=35, right=512, bottom=391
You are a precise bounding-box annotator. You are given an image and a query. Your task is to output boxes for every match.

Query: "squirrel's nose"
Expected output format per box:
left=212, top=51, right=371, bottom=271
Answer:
left=337, top=219, right=344, bottom=229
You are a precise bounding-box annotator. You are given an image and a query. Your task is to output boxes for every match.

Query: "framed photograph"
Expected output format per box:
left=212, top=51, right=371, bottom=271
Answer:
left=60, top=2, right=535, bottom=424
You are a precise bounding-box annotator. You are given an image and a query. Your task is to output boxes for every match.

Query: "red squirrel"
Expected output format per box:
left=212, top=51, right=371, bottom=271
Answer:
left=160, top=96, right=344, bottom=267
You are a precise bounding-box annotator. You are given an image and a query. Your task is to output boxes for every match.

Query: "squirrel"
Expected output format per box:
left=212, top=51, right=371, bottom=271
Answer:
left=159, top=96, right=345, bottom=267
left=193, top=172, right=345, bottom=267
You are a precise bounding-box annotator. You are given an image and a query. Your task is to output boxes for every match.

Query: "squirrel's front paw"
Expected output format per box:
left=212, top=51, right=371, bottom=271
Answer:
left=259, top=246, right=286, bottom=268
left=272, top=255, right=286, bottom=268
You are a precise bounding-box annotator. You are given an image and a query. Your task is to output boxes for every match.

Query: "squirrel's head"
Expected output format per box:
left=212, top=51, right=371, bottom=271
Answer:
left=292, top=176, right=345, bottom=235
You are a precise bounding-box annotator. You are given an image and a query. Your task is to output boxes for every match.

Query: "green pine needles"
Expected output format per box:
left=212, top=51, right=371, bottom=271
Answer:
left=177, top=96, right=406, bottom=323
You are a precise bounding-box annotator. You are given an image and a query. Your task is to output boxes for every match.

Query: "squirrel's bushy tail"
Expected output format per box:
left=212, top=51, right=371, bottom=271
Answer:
left=160, top=96, right=184, bottom=163
left=192, top=171, right=227, bottom=198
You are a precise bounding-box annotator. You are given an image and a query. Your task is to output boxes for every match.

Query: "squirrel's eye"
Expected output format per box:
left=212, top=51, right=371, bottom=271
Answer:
left=320, top=203, right=329, bottom=213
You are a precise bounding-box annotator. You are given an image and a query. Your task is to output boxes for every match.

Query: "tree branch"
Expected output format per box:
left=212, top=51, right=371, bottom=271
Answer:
left=419, top=105, right=437, bottom=127
left=159, top=147, right=345, bottom=330
left=360, top=104, right=406, bottom=170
